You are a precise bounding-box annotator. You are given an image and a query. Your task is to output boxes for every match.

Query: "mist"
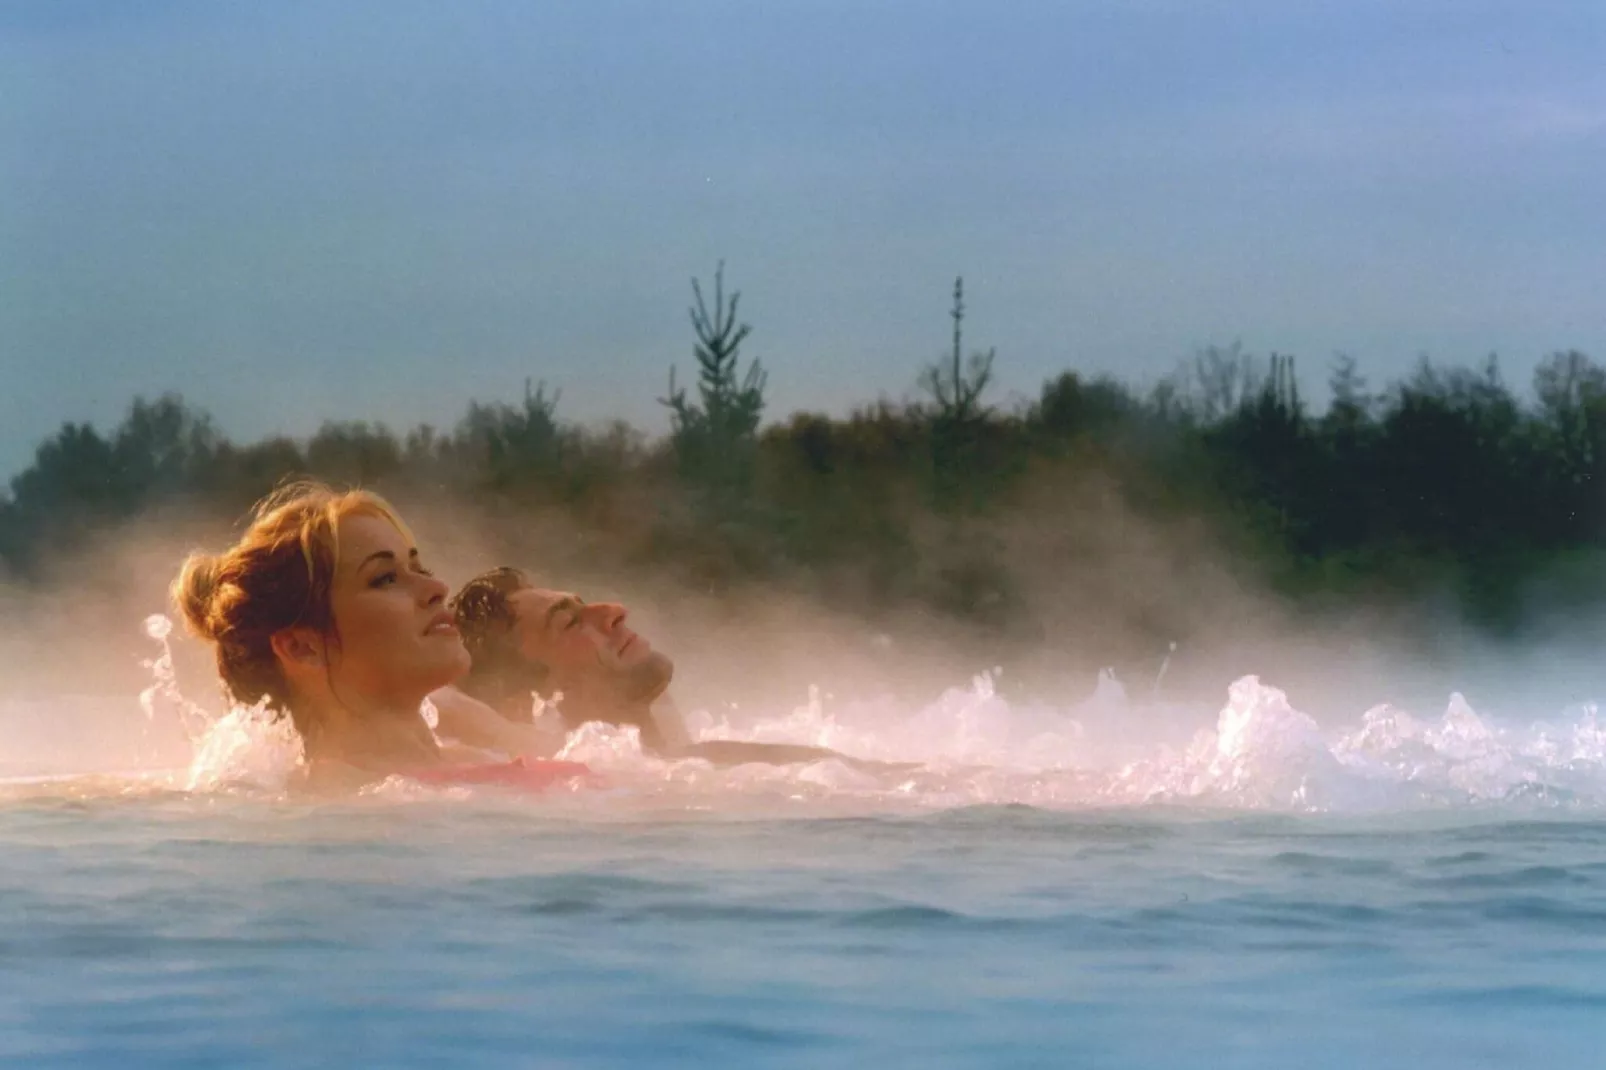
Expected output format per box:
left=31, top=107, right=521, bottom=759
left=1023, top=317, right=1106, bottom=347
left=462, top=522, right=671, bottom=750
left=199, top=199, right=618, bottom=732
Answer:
left=5, top=447, right=1604, bottom=788
left=7, top=328, right=1606, bottom=788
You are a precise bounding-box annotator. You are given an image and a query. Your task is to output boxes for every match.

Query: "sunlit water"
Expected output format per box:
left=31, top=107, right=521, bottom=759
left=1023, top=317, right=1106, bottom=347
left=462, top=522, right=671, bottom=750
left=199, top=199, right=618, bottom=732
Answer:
left=3, top=618, right=1605, bottom=1066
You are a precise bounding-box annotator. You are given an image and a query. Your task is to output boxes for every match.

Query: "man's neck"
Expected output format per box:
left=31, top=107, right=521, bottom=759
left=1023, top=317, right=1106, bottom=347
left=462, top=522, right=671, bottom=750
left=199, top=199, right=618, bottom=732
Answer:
left=559, top=691, right=685, bottom=755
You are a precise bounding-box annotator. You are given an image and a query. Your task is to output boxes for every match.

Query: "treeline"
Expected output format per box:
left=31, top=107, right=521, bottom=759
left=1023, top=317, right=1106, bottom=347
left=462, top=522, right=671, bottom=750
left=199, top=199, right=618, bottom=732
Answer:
left=5, top=267, right=1606, bottom=652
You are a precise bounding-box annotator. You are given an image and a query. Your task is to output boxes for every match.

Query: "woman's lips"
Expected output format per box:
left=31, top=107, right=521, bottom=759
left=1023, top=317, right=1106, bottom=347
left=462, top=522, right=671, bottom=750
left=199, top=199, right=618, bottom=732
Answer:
left=424, top=611, right=458, bottom=637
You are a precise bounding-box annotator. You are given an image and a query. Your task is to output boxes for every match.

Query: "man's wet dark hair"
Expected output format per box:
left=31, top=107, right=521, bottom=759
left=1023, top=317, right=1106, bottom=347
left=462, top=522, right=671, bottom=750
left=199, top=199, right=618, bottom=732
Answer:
left=449, top=566, right=551, bottom=721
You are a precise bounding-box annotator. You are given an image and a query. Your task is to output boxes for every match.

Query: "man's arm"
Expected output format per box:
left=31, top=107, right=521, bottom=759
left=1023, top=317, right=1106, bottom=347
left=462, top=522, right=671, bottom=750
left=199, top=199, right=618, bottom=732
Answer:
left=429, top=685, right=566, bottom=759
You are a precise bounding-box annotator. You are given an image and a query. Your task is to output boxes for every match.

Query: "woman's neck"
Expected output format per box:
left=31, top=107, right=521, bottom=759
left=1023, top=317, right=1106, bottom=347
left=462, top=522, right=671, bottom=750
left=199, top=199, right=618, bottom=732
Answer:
left=299, top=695, right=442, bottom=773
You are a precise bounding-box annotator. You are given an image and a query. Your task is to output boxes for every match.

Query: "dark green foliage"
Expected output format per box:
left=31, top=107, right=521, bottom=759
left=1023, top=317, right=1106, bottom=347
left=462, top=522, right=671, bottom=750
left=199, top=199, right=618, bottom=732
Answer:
left=305, top=421, right=404, bottom=487
left=4, top=312, right=1605, bottom=641
left=1029, top=371, right=1138, bottom=448
left=452, top=380, right=568, bottom=499
left=0, top=395, right=220, bottom=572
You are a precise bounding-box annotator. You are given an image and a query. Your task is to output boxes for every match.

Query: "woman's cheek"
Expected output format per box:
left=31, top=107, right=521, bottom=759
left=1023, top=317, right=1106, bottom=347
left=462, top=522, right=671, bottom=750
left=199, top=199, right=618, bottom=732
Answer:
left=346, top=597, right=399, bottom=671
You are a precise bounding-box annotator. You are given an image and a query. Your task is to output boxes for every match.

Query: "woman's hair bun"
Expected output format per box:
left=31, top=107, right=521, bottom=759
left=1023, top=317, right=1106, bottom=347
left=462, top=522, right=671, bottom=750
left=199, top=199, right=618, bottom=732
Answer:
left=172, top=551, right=223, bottom=641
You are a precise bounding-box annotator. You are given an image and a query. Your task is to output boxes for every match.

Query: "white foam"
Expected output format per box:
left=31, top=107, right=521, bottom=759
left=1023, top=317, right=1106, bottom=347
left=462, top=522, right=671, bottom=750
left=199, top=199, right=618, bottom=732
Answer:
left=185, top=700, right=304, bottom=793
left=18, top=615, right=1606, bottom=813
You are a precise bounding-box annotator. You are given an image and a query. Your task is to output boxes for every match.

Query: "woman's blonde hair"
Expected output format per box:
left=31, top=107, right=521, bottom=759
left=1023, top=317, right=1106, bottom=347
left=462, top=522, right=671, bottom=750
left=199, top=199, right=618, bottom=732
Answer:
left=172, top=480, right=412, bottom=728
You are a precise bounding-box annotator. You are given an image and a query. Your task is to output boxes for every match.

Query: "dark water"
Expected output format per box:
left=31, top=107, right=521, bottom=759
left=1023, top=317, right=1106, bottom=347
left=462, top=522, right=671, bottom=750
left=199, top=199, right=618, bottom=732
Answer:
left=4, top=796, right=1603, bottom=1068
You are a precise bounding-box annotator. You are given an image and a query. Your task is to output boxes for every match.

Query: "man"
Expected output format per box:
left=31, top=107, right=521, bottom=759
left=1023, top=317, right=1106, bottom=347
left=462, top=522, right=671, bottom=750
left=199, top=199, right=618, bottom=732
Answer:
left=431, top=566, right=879, bottom=768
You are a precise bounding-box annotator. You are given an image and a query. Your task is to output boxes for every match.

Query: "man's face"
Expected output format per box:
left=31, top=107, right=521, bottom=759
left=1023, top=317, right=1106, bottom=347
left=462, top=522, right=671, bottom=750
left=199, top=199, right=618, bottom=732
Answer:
left=508, top=588, right=673, bottom=704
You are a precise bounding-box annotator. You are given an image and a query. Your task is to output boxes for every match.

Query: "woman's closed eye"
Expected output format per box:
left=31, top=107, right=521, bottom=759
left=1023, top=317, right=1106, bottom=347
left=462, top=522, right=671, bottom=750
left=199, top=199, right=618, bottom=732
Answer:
left=368, top=563, right=433, bottom=589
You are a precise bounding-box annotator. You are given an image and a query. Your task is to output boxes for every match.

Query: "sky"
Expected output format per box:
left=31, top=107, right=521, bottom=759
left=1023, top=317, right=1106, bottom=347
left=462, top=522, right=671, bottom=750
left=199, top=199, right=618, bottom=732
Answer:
left=2, top=0, right=1602, bottom=480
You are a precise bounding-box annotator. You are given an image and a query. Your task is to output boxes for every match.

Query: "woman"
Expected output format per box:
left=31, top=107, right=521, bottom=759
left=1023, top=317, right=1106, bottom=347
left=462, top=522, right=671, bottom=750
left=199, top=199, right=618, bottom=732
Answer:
left=173, top=482, right=583, bottom=791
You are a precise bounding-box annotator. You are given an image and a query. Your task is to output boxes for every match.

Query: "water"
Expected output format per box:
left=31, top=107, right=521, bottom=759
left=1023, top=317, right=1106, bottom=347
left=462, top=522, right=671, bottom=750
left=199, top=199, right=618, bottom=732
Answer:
left=5, top=801, right=1604, bottom=1067
left=5, top=622, right=1606, bottom=1066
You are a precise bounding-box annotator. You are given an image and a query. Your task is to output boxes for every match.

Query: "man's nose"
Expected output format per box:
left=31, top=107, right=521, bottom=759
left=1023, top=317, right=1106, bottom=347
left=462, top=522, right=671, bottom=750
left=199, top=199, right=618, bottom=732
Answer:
left=586, top=601, right=628, bottom=631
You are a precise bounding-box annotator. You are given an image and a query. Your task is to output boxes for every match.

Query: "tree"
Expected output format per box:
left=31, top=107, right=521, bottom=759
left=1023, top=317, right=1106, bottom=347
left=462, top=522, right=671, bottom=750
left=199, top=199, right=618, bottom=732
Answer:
left=1312, top=354, right=1381, bottom=556
left=919, top=277, right=994, bottom=426
left=111, top=394, right=218, bottom=509
left=1323, top=354, right=1372, bottom=437
left=916, top=277, right=1003, bottom=512
left=1188, top=342, right=1256, bottom=422
left=1206, top=353, right=1316, bottom=555
left=1, top=422, right=118, bottom=571
left=1534, top=349, right=1606, bottom=452
left=1374, top=355, right=1527, bottom=558
left=660, top=262, right=767, bottom=497
left=454, top=379, right=566, bottom=495
left=305, top=421, right=403, bottom=486
left=1532, top=350, right=1606, bottom=542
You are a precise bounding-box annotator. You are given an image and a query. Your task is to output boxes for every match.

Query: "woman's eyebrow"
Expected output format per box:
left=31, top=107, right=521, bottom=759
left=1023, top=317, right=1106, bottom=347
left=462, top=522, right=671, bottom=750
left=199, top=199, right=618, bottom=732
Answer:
left=358, top=547, right=418, bottom=571
left=358, top=550, right=397, bottom=570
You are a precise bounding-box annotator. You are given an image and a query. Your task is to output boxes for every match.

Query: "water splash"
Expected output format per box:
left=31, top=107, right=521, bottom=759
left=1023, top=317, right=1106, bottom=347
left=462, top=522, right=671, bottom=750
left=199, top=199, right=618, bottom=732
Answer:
left=139, top=614, right=213, bottom=742
left=31, top=614, right=1606, bottom=813
left=185, top=699, right=304, bottom=793
left=136, top=613, right=306, bottom=792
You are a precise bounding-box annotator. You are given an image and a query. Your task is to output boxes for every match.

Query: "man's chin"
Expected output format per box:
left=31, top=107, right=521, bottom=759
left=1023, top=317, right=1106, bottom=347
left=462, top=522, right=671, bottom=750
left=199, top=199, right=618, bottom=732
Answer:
left=626, top=650, right=674, bottom=703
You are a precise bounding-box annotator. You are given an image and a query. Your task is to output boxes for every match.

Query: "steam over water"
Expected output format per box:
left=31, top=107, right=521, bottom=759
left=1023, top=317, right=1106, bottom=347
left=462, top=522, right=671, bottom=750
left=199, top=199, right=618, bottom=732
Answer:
left=4, top=617, right=1606, bottom=1066
left=90, top=613, right=1606, bottom=814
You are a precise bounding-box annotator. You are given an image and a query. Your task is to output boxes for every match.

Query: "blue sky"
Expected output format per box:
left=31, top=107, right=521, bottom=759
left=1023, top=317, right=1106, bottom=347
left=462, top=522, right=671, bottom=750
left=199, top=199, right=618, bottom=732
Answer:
left=3, top=0, right=1602, bottom=478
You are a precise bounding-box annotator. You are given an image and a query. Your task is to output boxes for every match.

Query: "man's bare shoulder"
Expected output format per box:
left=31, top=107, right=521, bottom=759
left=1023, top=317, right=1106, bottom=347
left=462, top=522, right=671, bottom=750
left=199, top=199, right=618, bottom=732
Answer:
left=429, top=684, right=564, bottom=758
left=429, top=685, right=510, bottom=740
left=431, top=683, right=497, bottom=717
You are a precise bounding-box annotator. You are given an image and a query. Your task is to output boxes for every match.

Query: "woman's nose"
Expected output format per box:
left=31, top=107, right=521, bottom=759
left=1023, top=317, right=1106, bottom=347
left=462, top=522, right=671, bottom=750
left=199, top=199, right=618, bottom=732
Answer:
left=418, top=571, right=450, bottom=605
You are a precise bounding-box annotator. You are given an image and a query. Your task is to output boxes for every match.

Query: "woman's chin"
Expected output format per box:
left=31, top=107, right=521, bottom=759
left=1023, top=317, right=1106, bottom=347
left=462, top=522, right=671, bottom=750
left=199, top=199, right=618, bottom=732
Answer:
left=420, top=646, right=473, bottom=691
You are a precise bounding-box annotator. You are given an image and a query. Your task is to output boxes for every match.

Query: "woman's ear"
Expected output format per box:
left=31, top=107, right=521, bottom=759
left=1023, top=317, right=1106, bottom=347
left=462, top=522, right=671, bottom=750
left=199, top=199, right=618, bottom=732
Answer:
left=271, top=627, right=327, bottom=670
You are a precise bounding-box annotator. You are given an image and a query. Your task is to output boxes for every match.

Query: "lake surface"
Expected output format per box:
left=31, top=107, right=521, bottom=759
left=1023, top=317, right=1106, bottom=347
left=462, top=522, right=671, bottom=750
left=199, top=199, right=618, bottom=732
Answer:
left=5, top=653, right=1606, bottom=1067
left=3, top=796, right=1604, bottom=1068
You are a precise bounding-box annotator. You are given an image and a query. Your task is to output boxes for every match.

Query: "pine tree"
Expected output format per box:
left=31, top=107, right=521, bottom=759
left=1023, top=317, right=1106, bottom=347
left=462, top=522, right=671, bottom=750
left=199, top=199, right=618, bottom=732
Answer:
left=660, top=262, right=767, bottom=497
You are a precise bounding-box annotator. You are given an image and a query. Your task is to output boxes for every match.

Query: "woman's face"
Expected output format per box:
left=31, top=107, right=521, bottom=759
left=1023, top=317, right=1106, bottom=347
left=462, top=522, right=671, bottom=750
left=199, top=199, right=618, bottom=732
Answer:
left=320, top=513, right=470, bottom=709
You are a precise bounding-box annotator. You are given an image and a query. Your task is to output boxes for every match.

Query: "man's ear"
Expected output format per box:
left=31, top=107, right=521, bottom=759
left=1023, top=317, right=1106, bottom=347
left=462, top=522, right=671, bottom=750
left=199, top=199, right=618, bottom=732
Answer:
left=270, top=627, right=327, bottom=670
